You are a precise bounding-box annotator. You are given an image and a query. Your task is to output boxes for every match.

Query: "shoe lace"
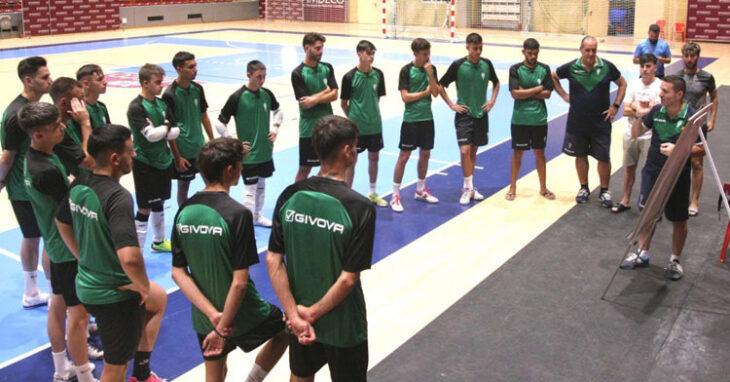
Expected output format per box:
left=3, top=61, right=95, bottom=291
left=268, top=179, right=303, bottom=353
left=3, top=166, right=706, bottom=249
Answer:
left=392, top=194, right=401, bottom=204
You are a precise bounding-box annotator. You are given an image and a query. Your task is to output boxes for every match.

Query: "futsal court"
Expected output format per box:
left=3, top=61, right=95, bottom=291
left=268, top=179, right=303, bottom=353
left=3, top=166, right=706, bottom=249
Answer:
left=1, top=16, right=730, bottom=381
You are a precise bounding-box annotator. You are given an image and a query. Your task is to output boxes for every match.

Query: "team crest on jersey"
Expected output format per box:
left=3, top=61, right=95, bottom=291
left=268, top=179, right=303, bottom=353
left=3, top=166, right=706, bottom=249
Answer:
left=373, top=84, right=377, bottom=91
left=323, top=78, right=328, bottom=85
left=194, top=99, right=198, bottom=107
left=263, top=103, right=267, bottom=111
left=481, top=73, right=485, bottom=80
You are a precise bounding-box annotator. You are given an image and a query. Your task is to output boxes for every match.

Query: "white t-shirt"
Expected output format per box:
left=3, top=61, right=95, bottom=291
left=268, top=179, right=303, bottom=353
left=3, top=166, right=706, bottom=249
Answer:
left=624, top=77, right=662, bottom=140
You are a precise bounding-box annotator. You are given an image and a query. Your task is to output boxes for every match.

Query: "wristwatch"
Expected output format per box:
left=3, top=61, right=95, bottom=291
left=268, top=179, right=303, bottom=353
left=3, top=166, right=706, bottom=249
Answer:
left=612, top=102, right=621, bottom=109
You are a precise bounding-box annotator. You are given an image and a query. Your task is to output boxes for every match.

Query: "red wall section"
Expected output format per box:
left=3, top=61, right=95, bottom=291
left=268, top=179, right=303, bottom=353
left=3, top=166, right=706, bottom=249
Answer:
left=687, top=0, right=730, bottom=42
left=22, top=0, right=120, bottom=36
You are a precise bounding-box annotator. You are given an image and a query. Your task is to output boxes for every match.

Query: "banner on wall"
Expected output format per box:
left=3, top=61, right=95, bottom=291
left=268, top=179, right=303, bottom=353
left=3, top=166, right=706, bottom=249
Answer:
left=303, top=0, right=346, bottom=22
left=686, top=0, right=730, bottom=42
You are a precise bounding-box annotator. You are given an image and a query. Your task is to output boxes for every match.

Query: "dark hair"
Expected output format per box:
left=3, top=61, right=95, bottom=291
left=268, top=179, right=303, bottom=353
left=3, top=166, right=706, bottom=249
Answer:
left=50, top=77, right=82, bottom=103
left=312, top=115, right=359, bottom=162
left=682, top=42, right=701, bottom=56
left=138, top=63, right=165, bottom=85
left=663, top=75, right=686, bottom=95
left=356, top=40, right=376, bottom=53
left=196, top=138, right=245, bottom=184
left=411, top=38, right=430, bottom=53
left=172, top=51, right=195, bottom=70
left=302, top=32, right=326, bottom=47
left=523, top=38, right=540, bottom=50
left=76, top=64, right=103, bottom=81
left=466, top=33, right=482, bottom=45
left=638, top=53, right=658, bottom=65
left=17, top=56, right=47, bottom=80
left=87, top=124, right=131, bottom=164
left=247, top=60, right=266, bottom=74
left=18, top=102, right=59, bottom=134
left=649, top=24, right=660, bottom=33
left=580, top=35, right=597, bottom=49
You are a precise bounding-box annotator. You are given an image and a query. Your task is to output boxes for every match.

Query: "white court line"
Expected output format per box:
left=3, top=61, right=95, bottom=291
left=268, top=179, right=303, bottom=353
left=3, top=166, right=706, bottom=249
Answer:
left=0, top=248, right=43, bottom=271
left=0, top=343, right=51, bottom=370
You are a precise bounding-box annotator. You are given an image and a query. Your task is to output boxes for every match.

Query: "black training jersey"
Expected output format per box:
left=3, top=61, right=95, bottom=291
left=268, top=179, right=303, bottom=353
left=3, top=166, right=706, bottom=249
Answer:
left=341, top=66, right=386, bottom=135
left=398, top=63, right=438, bottom=123
left=291, top=62, right=338, bottom=138
left=54, top=119, right=89, bottom=178
left=269, top=176, right=375, bottom=347
left=127, top=95, right=174, bottom=169
left=642, top=104, right=697, bottom=173
left=1, top=95, right=31, bottom=201
left=162, top=81, right=209, bottom=160
left=439, top=57, right=499, bottom=119
left=555, top=57, right=621, bottom=129
left=172, top=191, right=272, bottom=336
left=57, top=173, right=140, bottom=305
left=219, top=85, right=280, bottom=165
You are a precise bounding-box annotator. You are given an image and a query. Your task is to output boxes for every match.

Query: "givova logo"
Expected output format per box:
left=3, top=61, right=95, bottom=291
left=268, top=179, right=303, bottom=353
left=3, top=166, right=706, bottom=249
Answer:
left=285, top=209, right=344, bottom=234
left=177, top=224, right=224, bottom=236
left=70, top=201, right=98, bottom=221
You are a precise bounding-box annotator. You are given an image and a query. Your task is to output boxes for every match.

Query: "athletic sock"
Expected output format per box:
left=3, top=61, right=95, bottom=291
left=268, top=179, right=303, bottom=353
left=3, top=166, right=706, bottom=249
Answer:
left=150, top=210, right=165, bottom=244
left=132, top=351, right=152, bottom=381
left=464, top=176, right=473, bottom=190
left=243, top=183, right=256, bottom=212
left=255, top=179, right=266, bottom=218
left=23, top=270, right=40, bottom=296
left=416, top=178, right=426, bottom=192
left=670, top=254, right=680, bottom=263
left=369, top=182, right=377, bottom=195
left=51, top=349, right=70, bottom=375
left=135, top=212, right=149, bottom=248
left=245, top=363, right=269, bottom=382
left=581, top=184, right=589, bottom=191
left=75, top=362, right=95, bottom=382
left=600, top=187, right=609, bottom=194
left=392, top=183, right=401, bottom=196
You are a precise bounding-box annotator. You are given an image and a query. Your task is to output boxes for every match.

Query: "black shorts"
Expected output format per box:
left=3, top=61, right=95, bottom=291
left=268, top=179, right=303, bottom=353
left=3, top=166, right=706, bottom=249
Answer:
left=50, top=260, right=81, bottom=307
left=399, top=120, right=435, bottom=151
left=84, top=296, right=145, bottom=365
left=241, top=160, right=275, bottom=185
left=172, top=157, right=198, bottom=182
left=132, top=159, right=172, bottom=209
left=299, top=138, right=321, bottom=167
left=562, top=123, right=611, bottom=162
left=196, top=303, right=285, bottom=361
left=511, top=124, right=548, bottom=150
left=10, top=200, right=41, bottom=238
left=289, top=337, right=368, bottom=382
left=356, top=133, right=384, bottom=153
left=639, top=165, right=691, bottom=222
left=455, top=113, right=489, bottom=147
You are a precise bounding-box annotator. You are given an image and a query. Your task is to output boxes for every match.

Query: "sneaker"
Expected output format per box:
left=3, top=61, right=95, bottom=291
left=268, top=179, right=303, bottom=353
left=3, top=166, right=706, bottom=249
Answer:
left=253, top=214, right=272, bottom=228
left=471, top=188, right=485, bottom=201
left=88, top=342, right=104, bottom=360
left=53, top=368, right=76, bottom=382
left=414, top=188, right=439, bottom=203
left=22, top=291, right=49, bottom=309
left=150, top=239, right=172, bottom=252
left=129, top=371, right=167, bottom=382
left=619, top=252, right=650, bottom=269
left=390, top=194, right=404, bottom=213
left=368, top=193, right=388, bottom=207
left=575, top=188, right=590, bottom=204
left=599, top=190, right=613, bottom=208
left=665, top=260, right=684, bottom=281
left=459, top=189, right=472, bottom=205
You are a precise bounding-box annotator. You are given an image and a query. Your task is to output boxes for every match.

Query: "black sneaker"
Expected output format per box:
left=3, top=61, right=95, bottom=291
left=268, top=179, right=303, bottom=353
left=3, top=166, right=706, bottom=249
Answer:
left=575, top=188, right=590, bottom=204
left=599, top=190, right=613, bottom=208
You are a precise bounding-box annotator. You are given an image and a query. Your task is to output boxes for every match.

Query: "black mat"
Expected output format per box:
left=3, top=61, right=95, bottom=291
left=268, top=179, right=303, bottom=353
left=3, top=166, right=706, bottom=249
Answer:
left=369, top=86, right=730, bottom=382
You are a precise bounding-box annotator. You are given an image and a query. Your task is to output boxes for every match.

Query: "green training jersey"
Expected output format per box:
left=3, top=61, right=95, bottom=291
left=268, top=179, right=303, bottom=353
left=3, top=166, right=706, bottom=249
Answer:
left=1, top=95, right=31, bottom=201
left=56, top=174, right=140, bottom=305
left=341, top=66, right=386, bottom=135
left=219, top=85, right=280, bottom=165
left=86, top=101, right=110, bottom=129
left=162, top=81, right=209, bottom=160
left=127, top=95, right=173, bottom=169
left=291, top=62, right=338, bottom=138
left=398, top=63, right=438, bottom=123
left=53, top=119, right=91, bottom=178
left=172, top=191, right=272, bottom=337
left=269, top=176, right=375, bottom=347
left=439, top=57, right=500, bottom=119
left=508, top=62, right=554, bottom=125
left=24, top=148, right=76, bottom=263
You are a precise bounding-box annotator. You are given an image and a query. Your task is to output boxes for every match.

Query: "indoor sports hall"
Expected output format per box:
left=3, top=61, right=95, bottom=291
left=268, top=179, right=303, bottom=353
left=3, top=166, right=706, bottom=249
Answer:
left=1, top=0, right=730, bottom=380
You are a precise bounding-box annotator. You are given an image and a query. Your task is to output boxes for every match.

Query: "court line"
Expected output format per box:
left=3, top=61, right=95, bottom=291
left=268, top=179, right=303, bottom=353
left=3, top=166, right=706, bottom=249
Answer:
left=0, top=248, right=44, bottom=271
left=0, top=343, right=50, bottom=370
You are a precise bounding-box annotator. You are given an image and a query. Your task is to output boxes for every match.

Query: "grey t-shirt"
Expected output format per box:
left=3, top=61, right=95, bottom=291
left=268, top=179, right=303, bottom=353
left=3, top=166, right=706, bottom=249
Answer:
left=677, top=69, right=716, bottom=110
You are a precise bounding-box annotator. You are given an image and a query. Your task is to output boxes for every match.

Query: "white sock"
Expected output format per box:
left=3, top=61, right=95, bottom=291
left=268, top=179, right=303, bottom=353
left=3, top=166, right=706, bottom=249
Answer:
left=243, top=183, right=256, bottom=213
left=135, top=218, right=148, bottom=248
left=369, top=182, right=377, bottom=195
left=75, top=362, right=95, bottom=382
left=255, top=179, right=266, bottom=218
left=464, top=176, right=473, bottom=190
left=23, top=271, right=40, bottom=296
left=150, top=209, right=165, bottom=243
left=671, top=254, right=680, bottom=263
left=245, top=363, right=269, bottom=382
left=639, top=250, right=650, bottom=259
left=52, top=349, right=70, bottom=375
left=392, top=183, right=401, bottom=196
left=416, top=178, right=426, bottom=192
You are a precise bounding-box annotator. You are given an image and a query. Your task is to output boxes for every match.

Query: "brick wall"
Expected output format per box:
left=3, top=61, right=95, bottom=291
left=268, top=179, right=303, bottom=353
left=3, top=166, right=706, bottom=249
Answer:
left=23, top=0, right=120, bottom=36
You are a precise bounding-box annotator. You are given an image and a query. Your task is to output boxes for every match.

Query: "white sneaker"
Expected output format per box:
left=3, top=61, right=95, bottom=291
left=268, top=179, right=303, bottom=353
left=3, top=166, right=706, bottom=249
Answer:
left=254, top=214, right=272, bottom=228
left=471, top=188, right=485, bottom=201
left=53, top=367, right=76, bottom=382
left=88, top=343, right=104, bottom=360
left=390, top=194, right=404, bottom=212
left=414, top=188, right=439, bottom=203
left=459, top=189, right=472, bottom=205
left=22, top=291, right=49, bottom=309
